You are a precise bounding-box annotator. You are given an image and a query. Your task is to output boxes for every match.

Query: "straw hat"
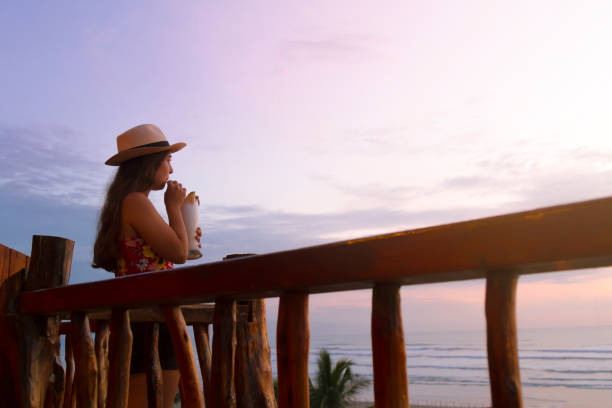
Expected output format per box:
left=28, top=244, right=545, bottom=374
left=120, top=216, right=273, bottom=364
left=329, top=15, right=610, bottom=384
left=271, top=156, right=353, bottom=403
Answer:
left=105, top=124, right=186, bottom=166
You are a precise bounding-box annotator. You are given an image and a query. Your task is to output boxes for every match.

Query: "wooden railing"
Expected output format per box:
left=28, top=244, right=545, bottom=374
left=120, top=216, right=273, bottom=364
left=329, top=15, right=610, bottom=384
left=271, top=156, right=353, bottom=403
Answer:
left=3, top=196, right=612, bottom=407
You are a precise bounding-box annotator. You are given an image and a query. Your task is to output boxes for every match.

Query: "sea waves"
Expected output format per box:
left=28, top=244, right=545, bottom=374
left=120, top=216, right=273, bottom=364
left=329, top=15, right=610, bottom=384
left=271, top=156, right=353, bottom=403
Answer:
left=270, top=327, right=612, bottom=392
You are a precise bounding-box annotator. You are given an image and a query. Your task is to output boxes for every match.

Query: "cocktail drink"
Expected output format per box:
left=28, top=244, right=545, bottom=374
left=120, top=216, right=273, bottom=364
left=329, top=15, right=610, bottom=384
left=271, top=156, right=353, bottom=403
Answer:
left=181, top=191, right=202, bottom=260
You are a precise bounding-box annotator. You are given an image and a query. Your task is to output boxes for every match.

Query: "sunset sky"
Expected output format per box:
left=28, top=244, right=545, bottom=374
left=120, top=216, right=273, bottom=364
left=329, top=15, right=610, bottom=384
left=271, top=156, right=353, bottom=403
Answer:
left=2, top=1, right=612, bottom=332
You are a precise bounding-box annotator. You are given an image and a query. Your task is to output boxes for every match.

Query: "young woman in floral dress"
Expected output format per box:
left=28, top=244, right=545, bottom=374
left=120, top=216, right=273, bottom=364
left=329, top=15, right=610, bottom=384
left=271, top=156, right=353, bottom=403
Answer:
left=93, top=124, right=201, bottom=408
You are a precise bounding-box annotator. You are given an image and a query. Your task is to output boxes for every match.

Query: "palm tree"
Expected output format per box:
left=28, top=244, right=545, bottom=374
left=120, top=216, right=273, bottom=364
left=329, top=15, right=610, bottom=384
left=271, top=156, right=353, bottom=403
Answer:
left=309, top=348, right=371, bottom=408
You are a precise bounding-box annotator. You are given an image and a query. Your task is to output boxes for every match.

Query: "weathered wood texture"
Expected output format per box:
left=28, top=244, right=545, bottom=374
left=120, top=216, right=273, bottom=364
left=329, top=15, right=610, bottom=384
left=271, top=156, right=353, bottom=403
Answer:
left=45, top=355, right=65, bottom=408
left=0, top=353, right=16, bottom=408
left=178, top=379, right=186, bottom=406
left=486, top=272, right=523, bottom=408
left=63, top=336, right=76, bottom=408
left=144, top=323, right=163, bottom=408
left=371, top=284, right=409, bottom=407
left=0, top=244, right=33, bottom=408
left=193, top=323, right=212, bottom=407
left=106, top=309, right=132, bottom=408
left=71, top=312, right=98, bottom=408
left=222, top=254, right=276, bottom=408
left=211, top=298, right=237, bottom=408
left=27, top=236, right=72, bottom=408
left=277, top=293, right=309, bottom=408
left=0, top=271, right=23, bottom=408
left=235, top=300, right=276, bottom=408
left=58, top=304, right=249, bottom=335
left=21, top=196, right=612, bottom=314
left=26, top=236, right=73, bottom=290
left=0, top=236, right=72, bottom=408
left=0, top=243, right=30, bottom=285
left=95, top=321, right=110, bottom=408
left=161, top=306, right=203, bottom=408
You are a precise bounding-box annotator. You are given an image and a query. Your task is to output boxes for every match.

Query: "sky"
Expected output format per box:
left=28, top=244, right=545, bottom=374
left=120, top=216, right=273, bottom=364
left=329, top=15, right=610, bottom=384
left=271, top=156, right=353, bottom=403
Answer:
left=2, top=1, right=612, bottom=333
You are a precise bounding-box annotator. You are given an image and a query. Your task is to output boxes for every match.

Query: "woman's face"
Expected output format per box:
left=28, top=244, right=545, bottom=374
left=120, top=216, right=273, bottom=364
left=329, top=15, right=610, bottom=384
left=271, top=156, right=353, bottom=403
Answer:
left=152, top=153, right=173, bottom=190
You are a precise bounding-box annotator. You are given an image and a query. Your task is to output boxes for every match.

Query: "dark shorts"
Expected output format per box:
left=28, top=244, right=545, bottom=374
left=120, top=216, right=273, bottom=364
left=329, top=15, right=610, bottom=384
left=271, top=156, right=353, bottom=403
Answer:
left=130, top=322, right=178, bottom=374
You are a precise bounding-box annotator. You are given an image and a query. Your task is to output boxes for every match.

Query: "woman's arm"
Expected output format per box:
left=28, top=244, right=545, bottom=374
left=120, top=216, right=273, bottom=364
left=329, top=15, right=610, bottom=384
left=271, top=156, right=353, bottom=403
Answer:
left=122, top=183, right=189, bottom=263
left=164, top=180, right=189, bottom=262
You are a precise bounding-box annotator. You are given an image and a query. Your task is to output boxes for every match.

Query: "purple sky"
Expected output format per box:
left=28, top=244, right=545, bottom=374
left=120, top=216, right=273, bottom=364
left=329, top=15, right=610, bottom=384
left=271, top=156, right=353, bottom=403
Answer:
left=2, top=1, right=612, bottom=331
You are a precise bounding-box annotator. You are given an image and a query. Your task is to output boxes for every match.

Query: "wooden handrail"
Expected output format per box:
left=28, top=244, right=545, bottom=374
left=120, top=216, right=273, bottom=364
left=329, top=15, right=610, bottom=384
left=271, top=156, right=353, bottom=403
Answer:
left=6, top=196, right=612, bottom=408
left=19, top=195, right=612, bottom=315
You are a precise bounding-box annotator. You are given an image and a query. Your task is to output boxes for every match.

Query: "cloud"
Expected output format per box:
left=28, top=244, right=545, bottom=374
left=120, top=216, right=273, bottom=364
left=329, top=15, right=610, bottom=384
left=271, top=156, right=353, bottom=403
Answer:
left=332, top=182, right=429, bottom=204
left=441, top=176, right=495, bottom=189
left=0, top=123, right=112, bottom=207
left=279, top=32, right=383, bottom=64
left=198, top=202, right=502, bottom=260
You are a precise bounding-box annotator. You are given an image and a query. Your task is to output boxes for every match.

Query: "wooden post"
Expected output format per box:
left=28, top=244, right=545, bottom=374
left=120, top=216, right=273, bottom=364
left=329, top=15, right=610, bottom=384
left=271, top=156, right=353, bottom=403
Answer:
left=71, top=312, right=98, bottom=408
left=235, top=300, right=276, bottom=408
left=193, top=323, right=212, bottom=407
left=178, top=379, right=186, bottom=404
left=0, top=236, right=73, bottom=408
left=486, top=272, right=523, bottom=408
left=143, top=322, right=163, bottom=408
left=63, top=336, right=76, bottom=408
left=211, top=297, right=237, bottom=408
left=277, top=293, right=309, bottom=408
left=106, top=308, right=132, bottom=408
left=371, top=283, right=409, bottom=407
left=95, top=321, right=110, bottom=408
left=0, top=244, right=31, bottom=408
left=44, top=355, right=65, bottom=408
left=161, top=306, right=204, bottom=408
left=0, top=272, right=23, bottom=408
left=222, top=253, right=276, bottom=408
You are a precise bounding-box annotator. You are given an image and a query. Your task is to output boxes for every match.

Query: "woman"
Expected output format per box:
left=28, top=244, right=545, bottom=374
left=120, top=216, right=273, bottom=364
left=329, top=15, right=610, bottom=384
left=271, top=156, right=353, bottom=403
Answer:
left=93, top=124, right=201, bottom=408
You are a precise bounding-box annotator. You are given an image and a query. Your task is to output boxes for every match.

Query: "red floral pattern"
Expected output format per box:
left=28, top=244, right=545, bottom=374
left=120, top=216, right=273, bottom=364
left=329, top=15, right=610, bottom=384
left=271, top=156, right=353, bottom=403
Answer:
left=117, top=236, right=174, bottom=276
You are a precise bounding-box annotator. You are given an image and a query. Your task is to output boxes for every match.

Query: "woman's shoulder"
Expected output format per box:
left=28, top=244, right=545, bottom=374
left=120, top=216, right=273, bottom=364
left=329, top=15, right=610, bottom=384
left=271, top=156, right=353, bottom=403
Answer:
left=122, top=192, right=156, bottom=221
left=122, top=192, right=150, bottom=208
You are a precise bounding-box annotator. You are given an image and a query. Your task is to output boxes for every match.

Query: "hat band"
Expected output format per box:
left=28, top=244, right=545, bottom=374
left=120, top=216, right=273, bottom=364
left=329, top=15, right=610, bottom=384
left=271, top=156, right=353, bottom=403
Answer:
left=127, top=141, right=170, bottom=150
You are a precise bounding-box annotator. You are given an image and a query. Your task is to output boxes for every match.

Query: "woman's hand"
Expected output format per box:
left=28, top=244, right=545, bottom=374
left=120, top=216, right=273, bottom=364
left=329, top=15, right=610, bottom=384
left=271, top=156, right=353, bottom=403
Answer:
left=164, top=180, right=187, bottom=209
left=195, top=226, right=202, bottom=248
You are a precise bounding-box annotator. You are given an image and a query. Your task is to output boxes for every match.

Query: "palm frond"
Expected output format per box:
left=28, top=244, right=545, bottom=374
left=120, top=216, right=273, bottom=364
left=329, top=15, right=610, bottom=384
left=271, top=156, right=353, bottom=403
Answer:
left=309, top=348, right=372, bottom=408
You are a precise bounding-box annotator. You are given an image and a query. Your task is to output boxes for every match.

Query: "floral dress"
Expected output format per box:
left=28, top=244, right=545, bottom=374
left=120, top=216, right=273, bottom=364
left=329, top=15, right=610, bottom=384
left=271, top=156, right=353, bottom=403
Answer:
left=117, top=236, right=174, bottom=276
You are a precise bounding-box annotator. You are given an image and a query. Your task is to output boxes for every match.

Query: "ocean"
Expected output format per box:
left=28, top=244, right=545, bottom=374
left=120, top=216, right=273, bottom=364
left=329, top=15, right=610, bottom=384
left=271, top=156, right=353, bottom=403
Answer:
left=269, top=325, right=612, bottom=407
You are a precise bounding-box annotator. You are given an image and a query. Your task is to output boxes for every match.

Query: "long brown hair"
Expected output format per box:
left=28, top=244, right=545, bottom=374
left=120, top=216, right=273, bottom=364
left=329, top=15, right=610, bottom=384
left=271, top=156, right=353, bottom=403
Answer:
left=92, top=151, right=169, bottom=272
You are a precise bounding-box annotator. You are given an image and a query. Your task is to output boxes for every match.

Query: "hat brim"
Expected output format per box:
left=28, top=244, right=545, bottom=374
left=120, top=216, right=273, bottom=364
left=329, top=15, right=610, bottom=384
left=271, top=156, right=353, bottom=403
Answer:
left=105, top=143, right=186, bottom=166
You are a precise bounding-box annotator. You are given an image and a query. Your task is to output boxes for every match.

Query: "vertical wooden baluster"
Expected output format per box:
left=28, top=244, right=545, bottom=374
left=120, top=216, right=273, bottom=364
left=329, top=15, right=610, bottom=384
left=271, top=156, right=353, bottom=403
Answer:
left=144, top=322, right=163, bottom=408
left=193, top=323, right=213, bottom=407
left=277, top=293, right=309, bottom=408
left=95, top=321, right=110, bottom=408
left=178, top=378, right=186, bottom=404
left=486, top=272, right=523, bottom=408
left=235, top=299, right=276, bottom=408
left=71, top=312, right=98, bottom=408
left=106, top=309, right=132, bottom=408
left=371, top=283, right=409, bottom=407
left=161, top=306, right=204, bottom=408
left=211, top=298, right=237, bottom=408
left=45, top=354, right=66, bottom=408
left=64, top=335, right=76, bottom=408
